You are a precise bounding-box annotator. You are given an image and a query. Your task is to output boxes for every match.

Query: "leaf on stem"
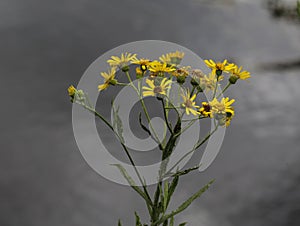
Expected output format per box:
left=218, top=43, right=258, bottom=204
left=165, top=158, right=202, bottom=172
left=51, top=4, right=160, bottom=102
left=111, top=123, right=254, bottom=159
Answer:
left=135, top=212, right=143, bottom=226
left=155, top=179, right=215, bottom=225
left=169, top=216, right=174, bottom=226
left=166, top=175, right=179, bottom=208
left=112, top=105, right=124, bottom=143
left=171, top=165, right=200, bottom=177
left=163, top=180, right=169, bottom=212
left=113, top=164, right=152, bottom=206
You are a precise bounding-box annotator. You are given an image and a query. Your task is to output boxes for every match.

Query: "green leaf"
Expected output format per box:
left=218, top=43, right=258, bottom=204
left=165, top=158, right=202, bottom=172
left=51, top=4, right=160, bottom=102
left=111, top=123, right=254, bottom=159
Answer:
left=162, top=219, right=168, bottom=226
left=178, top=223, right=187, bottom=226
left=166, top=175, right=179, bottom=208
left=169, top=216, right=174, bottom=226
left=163, top=180, right=169, bottom=211
left=155, top=179, right=215, bottom=225
left=118, top=219, right=122, bottom=226
left=135, top=212, right=142, bottom=226
left=297, top=1, right=300, bottom=16
left=171, top=165, right=200, bottom=178
left=113, top=164, right=152, bottom=206
left=159, top=183, right=165, bottom=212
left=112, top=105, right=124, bottom=143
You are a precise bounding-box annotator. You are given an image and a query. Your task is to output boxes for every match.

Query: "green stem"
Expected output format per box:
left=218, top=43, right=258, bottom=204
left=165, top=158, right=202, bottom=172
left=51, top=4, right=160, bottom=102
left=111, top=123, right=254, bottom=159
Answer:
left=125, top=71, right=161, bottom=145
left=165, top=124, right=219, bottom=176
left=190, top=86, right=196, bottom=97
left=216, top=82, right=231, bottom=99
left=79, top=103, right=153, bottom=214
left=160, top=98, right=173, bottom=134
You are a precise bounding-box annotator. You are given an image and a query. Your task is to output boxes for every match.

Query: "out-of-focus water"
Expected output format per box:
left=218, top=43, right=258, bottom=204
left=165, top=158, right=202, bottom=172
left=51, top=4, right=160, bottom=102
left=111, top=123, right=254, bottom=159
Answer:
left=1, top=0, right=300, bottom=225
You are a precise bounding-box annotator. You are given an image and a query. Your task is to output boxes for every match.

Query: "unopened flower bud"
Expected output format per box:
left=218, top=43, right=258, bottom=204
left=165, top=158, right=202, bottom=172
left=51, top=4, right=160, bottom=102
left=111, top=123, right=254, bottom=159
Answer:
left=109, top=79, right=117, bottom=86
left=216, top=70, right=222, bottom=76
left=229, top=75, right=238, bottom=84
left=177, top=75, right=186, bottom=84
left=121, top=65, right=130, bottom=72
left=68, top=85, right=76, bottom=97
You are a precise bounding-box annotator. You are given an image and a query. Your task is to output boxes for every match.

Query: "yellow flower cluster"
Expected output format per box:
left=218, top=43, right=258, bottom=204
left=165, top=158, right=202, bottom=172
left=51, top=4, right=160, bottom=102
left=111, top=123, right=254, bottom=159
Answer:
left=69, top=51, right=251, bottom=127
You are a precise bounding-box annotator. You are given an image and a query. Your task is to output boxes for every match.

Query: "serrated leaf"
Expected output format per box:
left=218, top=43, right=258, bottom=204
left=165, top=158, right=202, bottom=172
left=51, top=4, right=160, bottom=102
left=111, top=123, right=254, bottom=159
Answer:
left=112, top=105, right=124, bottom=143
left=155, top=179, right=215, bottom=225
left=113, top=164, right=152, bottom=206
left=135, top=211, right=142, bottom=226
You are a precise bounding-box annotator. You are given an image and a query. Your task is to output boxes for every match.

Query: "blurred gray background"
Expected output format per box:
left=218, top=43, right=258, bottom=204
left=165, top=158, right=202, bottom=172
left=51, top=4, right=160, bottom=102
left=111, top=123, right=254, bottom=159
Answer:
left=1, top=0, right=300, bottom=225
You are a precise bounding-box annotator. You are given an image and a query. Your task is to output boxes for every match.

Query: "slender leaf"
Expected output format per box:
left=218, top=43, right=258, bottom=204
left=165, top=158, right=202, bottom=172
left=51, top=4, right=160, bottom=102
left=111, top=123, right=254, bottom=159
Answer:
left=159, top=183, right=165, bottom=212
left=166, top=175, right=179, bottom=207
left=178, top=223, right=187, bottom=226
left=113, top=164, right=152, bottom=206
left=169, top=216, right=174, bottom=226
left=163, top=181, right=169, bottom=211
left=155, top=179, right=215, bottom=225
left=135, top=212, right=142, bottom=226
left=112, top=105, right=124, bottom=143
left=163, top=219, right=168, bottom=226
left=171, top=166, right=200, bottom=177
left=298, top=1, right=300, bottom=16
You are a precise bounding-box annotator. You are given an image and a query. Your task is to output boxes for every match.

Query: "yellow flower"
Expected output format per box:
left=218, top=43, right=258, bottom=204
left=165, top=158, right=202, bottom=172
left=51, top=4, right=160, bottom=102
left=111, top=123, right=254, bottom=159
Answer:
left=135, top=67, right=143, bottom=79
left=231, top=65, right=251, bottom=80
left=191, top=69, right=205, bottom=79
left=209, top=97, right=235, bottom=126
left=132, top=58, right=150, bottom=72
left=159, top=51, right=185, bottom=65
left=204, top=59, right=235, bottom=76
left=159, top=54, right=172, bottom=64
left=171, top=66, right=190, bottom=78
left=202, top=73, right=218, bottom=91
left=181, top=89, right=200, bottom=116
left=225, top=113, right=234, bottom=127
left=209, top=97, right=235, bottom=116
left=199, top=102, right=211, bottom=118
left=169, top=51, right=184, bottom=60
left=148, top=61, right=175, bottom=77
left=68, top=85, right=77, bottom=96
left=107, top=52, right=137, bottom=69
left=142, top=78, right=172, bottom=97
left=98, top=68, right=117, bottom=91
